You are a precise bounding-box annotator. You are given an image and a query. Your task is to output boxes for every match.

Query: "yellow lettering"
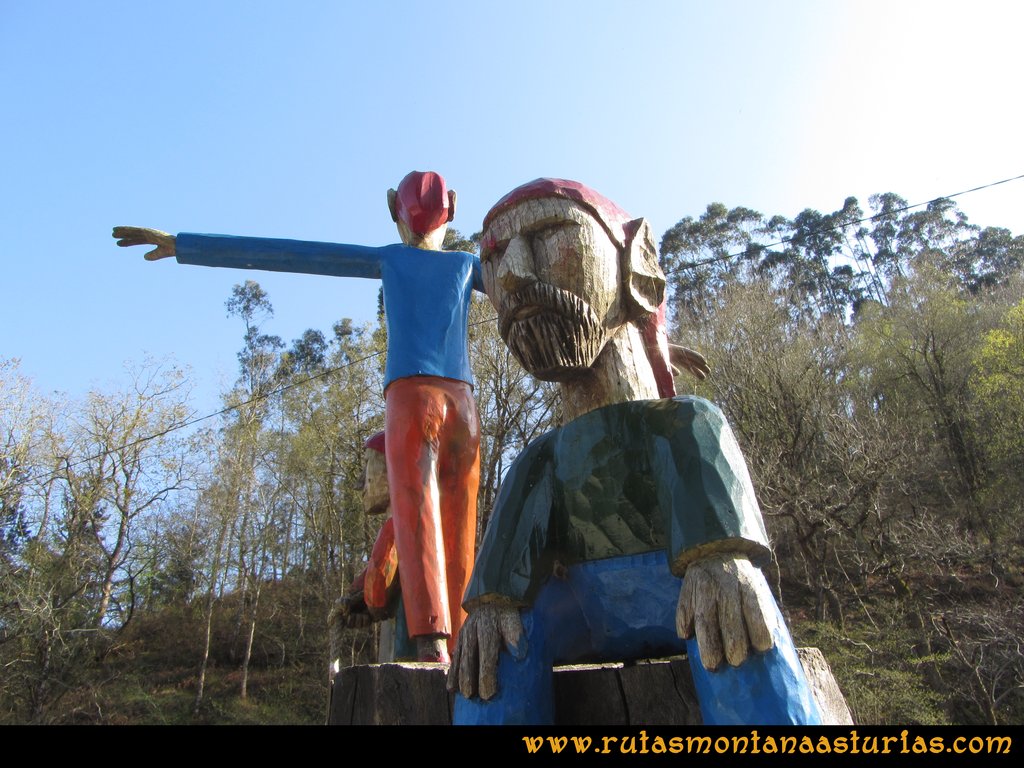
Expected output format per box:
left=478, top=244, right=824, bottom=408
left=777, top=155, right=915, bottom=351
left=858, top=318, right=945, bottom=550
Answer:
left=987, top=736, right=1012, bottom=754
left=570, top=736, right=591, bottom=753
left=686, top=736, right=711, bottom=754
left=522, top=737, right=543, bottom=754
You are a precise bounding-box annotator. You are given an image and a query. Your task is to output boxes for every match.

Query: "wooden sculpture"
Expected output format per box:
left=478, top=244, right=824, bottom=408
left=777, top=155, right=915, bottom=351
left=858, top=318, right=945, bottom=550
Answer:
left=449, top=179, right=822, bottom=726
left=115, top=171, right=481, bottom=663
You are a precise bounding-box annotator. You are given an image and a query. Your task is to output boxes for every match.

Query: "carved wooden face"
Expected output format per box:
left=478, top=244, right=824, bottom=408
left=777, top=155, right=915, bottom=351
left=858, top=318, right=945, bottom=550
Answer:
left=480, top=198, right=625, bottom=380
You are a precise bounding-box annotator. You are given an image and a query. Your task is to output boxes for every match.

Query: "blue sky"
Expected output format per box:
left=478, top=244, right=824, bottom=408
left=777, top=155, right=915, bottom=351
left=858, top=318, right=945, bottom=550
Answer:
left=2, top=1, right=1021, bottom=416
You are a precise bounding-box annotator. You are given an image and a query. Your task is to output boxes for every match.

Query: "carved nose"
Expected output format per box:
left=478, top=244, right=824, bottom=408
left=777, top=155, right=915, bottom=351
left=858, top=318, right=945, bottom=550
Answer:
left=498, top=234, right=536, bottom=293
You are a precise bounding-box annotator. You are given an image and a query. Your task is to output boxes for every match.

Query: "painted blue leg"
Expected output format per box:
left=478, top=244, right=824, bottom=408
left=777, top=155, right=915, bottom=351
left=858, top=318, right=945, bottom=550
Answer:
left=570, top=552, right=688, bottom=659
left=452, top=611, right=551, bottom=725
left=453, top=575, right=587, bottom=725
left=455, top=552, right=820, bottom=725
left=686, top=600, right=822, bottom=725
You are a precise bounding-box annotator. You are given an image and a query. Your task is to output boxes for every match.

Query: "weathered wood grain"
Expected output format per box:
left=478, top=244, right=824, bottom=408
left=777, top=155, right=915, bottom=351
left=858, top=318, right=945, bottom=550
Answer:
left=329, top=650, right=851, bottom=725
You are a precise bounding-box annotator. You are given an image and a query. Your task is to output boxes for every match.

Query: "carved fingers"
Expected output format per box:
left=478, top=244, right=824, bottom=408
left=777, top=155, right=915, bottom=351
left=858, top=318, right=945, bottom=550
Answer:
left=448, top=603, right=524, bottom=700
left=366, top=604, right=392, bottom=623
left=676, top=554, right=779, bottom=671
left=450, top=614, right=475, bottom=697
left=669, top=344, right=711, bottom=381
left=112, top=226, right=176, bottom=261
left=739, top=562, right=778, bottom=655
left=677, top=562, right=728, bottom=669
left=329, top=592, right=374, bottom=629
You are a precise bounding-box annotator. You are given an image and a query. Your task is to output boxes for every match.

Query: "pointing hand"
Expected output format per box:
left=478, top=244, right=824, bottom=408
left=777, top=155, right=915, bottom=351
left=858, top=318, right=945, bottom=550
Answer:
left=113, top=226, right=177, bottom=261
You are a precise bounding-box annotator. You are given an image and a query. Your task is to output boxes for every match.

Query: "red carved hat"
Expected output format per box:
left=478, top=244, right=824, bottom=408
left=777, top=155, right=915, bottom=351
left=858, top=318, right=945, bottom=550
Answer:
left=364, top=431, right=385, bottom=454
left=396, top=171, right=450, bottom=235
left=483, top=178, right=634, bottom=249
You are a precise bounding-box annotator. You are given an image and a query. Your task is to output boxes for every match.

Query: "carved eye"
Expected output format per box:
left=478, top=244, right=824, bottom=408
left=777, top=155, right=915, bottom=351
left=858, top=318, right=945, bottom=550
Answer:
left=531, top=220, right=578, bottom=242
left=481, top=237, right=509, bottom=264
left=530, top=221, right=580, bottom=260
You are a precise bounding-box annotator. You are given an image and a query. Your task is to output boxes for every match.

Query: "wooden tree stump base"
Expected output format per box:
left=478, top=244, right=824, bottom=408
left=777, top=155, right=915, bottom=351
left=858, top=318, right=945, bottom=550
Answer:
left=328, top=648, right=853, bottom=725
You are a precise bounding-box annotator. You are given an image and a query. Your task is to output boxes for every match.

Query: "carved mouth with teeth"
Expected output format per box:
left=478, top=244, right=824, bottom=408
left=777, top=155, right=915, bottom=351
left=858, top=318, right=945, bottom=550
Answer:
left=499, top=283, right=579, bottom=337
left=498, top=283, right=608, bottom=380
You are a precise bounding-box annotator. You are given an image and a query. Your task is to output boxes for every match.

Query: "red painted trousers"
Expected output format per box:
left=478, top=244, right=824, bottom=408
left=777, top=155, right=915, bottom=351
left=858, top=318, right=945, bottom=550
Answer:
left=384, top=376, right=480, bottom=649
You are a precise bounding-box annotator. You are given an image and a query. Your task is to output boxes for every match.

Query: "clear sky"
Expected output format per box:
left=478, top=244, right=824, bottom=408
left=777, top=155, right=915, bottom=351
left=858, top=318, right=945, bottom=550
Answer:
left=2, top=0, right=1021, bottom=416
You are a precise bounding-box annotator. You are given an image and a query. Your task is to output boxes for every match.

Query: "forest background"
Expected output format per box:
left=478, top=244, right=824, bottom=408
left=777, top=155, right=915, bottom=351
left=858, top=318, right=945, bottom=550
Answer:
left=2, top=1, right=1022, bottom=725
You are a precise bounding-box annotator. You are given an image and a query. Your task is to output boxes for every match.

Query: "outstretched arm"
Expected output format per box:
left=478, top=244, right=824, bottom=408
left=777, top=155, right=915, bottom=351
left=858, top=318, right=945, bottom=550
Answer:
left=114, top=227, right=385, bottom=279
left=113, top=226, right=176, bottom=261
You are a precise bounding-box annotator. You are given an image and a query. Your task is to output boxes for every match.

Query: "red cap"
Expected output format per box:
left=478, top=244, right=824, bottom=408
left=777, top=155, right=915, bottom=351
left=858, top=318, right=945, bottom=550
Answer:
left=483, top=178, right=634, bottom=249
left=396, top=171, right=450, bottom=235
left=364, top=431, right=385, bottom=454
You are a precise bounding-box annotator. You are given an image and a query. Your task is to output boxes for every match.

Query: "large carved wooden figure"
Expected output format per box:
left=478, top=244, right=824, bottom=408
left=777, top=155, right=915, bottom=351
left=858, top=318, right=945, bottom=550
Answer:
left=114, top=171, right=481, bottom=663
left=449, top=179, right=821, bottom=725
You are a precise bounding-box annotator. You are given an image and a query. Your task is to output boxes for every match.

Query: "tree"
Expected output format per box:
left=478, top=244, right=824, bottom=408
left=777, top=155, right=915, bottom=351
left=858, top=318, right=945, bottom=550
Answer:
left=0, top=360, right=194, bottom=722
left=660, top=191, right=1024, bottom=724
left=854, top=264, right=993, bottom=524
left=971, top=296, right=1024, bottom=530
left=659, top=203, right=765, bottom=324
left=1, top=360, right=39, bottom=561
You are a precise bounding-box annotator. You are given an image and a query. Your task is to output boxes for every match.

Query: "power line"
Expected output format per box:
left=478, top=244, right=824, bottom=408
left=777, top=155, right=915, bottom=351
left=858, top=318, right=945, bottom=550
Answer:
left=21, top=316, right=498, bottom=488
left=663, top=171, right=1024, bottom=275
left=20, top=171, right=1023, bottom=484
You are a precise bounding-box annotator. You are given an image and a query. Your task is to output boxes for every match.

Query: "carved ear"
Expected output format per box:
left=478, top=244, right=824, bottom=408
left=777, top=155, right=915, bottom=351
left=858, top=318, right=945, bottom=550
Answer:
left=447, top=190, right=457, bottom=223
left=623, top=218, right=666, bottom=318
left=387, top=188, right=399, bottom=223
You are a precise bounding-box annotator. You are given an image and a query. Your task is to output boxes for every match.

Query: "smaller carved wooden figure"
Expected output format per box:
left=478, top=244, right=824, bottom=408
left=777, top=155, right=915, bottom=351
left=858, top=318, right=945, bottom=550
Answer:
left=329, top=432, right=417, bottom=674
left=115, top=171, right=483, bottom=663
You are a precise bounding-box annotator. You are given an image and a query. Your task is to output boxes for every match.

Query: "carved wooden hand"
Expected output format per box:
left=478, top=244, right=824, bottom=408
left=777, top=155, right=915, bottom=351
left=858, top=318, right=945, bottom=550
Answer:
left=669, top=344, right=711, bottom=381
left=448, top=603, right=525, bottom=700
left=112, top=226, right=177, bottom=261
left=329, top=592, right=373, bottom=629
left=675, top=554, right=778, bottom=670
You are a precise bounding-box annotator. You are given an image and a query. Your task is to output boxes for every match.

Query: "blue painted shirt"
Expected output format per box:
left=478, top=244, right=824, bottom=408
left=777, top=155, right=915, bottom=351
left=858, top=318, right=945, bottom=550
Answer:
left=176, top=233, right=483, bottom=388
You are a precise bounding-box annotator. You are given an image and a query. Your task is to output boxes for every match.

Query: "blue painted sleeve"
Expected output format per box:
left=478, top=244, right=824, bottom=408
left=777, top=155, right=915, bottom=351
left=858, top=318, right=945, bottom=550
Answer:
left=471, top=254, right=484, bottom=293
left=175, top=233, right=383, bottom=280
